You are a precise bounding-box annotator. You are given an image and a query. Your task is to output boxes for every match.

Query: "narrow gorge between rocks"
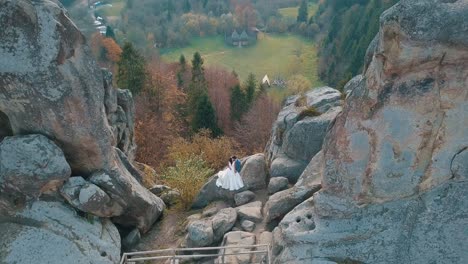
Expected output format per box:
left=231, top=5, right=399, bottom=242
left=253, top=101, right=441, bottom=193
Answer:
left=0, top=0, right=467, bottom=264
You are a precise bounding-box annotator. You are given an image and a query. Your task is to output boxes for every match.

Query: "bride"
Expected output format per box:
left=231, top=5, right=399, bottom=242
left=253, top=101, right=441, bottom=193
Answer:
left=216, top=157, right=244, bottom=191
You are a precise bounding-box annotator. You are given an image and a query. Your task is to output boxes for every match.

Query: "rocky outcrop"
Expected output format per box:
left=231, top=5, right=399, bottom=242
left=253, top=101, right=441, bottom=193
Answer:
left=0, top=135, right=71, bottom=201
left=89, top=167, right=165, bottom=233
left=273, top=1, right=468, bottom=263
left=264, top=151, right=323, bottom=223
left=343, top=74, right=363, bottom=97
left=193, top=154, right=267, bottom=208
left=186, top=207, right=238, bottom=247
left=0, top=201, right=121, bottom=263
left=192, top=172, right=241, bottom=208
left=1, top=0, right=115, bottom=174
left=0, top=1, right=165, bottom=262
left=61, top=176, right=124, bottom=217
left=266, top=87, right=342, bottom=182
left=240, top=153, right=268, bottom=190
left=0, top=0, right=164, bottom=231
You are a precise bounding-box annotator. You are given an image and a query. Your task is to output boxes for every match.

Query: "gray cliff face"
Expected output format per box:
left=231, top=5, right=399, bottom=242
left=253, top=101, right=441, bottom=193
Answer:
left=265, top=87, right=342, bottom=182
left=273, top=0, right=468, bottom=263
left=0, top=1, right=164, bottom=262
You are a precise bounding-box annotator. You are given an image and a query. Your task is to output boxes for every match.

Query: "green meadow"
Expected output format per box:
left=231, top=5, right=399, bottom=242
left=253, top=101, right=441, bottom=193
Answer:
left=159, top=34, right=321, bottom=87
left=278, top=3, right=318, bottom=21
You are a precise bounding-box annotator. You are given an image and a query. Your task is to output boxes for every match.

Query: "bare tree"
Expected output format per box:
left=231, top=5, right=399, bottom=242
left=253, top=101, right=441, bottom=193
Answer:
left=233, top=94, right=280, bottom=153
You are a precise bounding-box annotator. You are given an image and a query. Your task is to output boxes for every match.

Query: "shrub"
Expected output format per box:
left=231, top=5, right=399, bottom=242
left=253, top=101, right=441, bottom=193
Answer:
left=294, top=94, right=307, bottom=107
left=297, top=106, right=321, bottom=121
left=287, top=74, right=311, bottom=95
left=167, top=129, right=244, bottom=170
left=161, top=154, right=214, bottom=210
left=134, top=162, right=159, bottom=188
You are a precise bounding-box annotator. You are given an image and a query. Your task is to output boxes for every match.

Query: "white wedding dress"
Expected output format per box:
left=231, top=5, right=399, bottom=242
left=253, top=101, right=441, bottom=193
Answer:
left=216, top=162, right=244, bottom=191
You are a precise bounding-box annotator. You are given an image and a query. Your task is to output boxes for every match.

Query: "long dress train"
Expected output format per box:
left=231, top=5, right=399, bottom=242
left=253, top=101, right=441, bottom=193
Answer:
left=216, top=162, right=244, bottom=191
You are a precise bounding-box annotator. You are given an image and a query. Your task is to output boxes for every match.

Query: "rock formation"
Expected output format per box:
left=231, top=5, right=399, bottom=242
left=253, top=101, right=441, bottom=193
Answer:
left=193, top=154, right=268, bottom=208
left=0, top=0, right=164, bottom=262
left=265, top=87, right=342, bottom=182
left=273, top=0, right=468, bottom=263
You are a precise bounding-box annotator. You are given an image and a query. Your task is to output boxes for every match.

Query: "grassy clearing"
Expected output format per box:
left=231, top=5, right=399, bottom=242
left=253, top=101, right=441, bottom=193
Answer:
left=278, top=3, right=318, bottom=20
left=96, top=0, right=125, bottom=17
left=160, top=34, right=321, bottom=87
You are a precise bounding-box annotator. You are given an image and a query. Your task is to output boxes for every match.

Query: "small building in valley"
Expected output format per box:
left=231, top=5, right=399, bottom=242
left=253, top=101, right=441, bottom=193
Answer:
left=231, top=30, right=240, bottom=46
left=228, top=29, right=256, bottom=47
left=240, top=30, right=249, bottom=46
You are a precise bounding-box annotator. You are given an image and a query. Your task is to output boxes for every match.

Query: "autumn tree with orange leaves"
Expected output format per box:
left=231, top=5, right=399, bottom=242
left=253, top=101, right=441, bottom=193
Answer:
left=89, top=33, right=122, bottom=74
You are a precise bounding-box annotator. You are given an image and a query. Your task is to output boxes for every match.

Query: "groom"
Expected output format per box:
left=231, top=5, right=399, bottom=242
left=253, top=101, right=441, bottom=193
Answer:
left=232, top=156, right=242, bottom=173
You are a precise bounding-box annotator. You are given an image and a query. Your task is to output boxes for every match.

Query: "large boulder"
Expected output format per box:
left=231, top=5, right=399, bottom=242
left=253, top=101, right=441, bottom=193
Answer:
left=0, top=0, right=118, bottom=175
left=236, top=201, right=263, bottom=223
left=193, top=154, right=267, bottom=209
left=211, top=207, right=237, bottom=242
left=264, top=184, right=320, bottom=223
left=268, top=177, right=289, bottom=194
left=186, top=207, right=237, bottom=247
left=0, top=201, right=120, bottom=263
left=60, top=176, right=124, bottom=217
left=273, top=1, right=468, bottom=263
left=192, top=172, right=242, bottom=208
left=216, top=231, right=256, bottom=264
left=186, top=220, right=214, bottom=247
left=234, top=190, right=256, bottom=206
left=240, top=153, right=268, bottom=190
left=89, top=158, right=165, bottom=233
left=265, top=87, right=342, bottom=182
left=0, top=134, right=71, bottom=201
left=265, top=151, right=323, bottom=223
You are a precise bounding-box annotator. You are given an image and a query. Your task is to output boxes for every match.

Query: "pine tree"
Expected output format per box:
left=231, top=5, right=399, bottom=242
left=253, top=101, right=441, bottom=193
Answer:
left=179, top=54, right=186, bottom=68
left=230, top=84, right=248, bottom=122
left=167, top=0, right=175, bottom=20
left=177, top=54, right=187, bottom=88
left=188, top=52, right=207, bottom=110
left=117, top=42, right=146, bottom=95
left=192, top=93, right=222, bottom=136
left=183, top=0, right=191, bottom=13
left=297, top=0, right=308, bottom=23
left=105, top=26, right=115, bottom=40
left=244, top=73, right=256, bottom=106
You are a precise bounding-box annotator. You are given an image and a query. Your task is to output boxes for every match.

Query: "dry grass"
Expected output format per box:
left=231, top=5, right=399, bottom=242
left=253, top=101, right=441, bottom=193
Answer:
left=297, top=106, right=322, bottom=121
left=167, top=129, right=244, bottom=171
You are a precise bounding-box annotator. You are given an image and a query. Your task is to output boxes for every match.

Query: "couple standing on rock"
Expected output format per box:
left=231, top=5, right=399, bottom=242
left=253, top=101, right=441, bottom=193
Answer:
left=216, top=156, right=244, bottom=191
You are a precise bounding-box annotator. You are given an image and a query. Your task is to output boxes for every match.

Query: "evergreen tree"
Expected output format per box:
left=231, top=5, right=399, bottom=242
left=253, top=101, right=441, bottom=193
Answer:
left=167, top=0, right=175, bottom=20
left=297, top=0, right=308, bottom=23
left=230, top=84, right=248, bottom=122
left=244, top=73, right=256, bottom=106
left=179, top=54, right=186, bottom=67
left=183, top=0, right=191, bottom=13
left=177, top=54, right=187, bottom=88
left=188, top=52, right=207, bottom=110
left=192, top=93, right=222, bottom=136
left=105, top=26, right=115, bottom=40
left=117, top=42, right=146, bottom=95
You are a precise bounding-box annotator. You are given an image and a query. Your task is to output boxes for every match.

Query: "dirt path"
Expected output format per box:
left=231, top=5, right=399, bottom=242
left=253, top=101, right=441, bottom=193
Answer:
left=134, top=209, right=193, bottom=252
